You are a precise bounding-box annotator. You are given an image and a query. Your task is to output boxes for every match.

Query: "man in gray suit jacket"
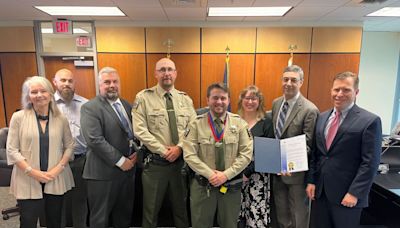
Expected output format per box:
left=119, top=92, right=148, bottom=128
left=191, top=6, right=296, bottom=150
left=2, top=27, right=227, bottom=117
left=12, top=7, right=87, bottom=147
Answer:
left=81, top=67, right=137, bottom=228
left=271, top=65, right=319, bottom=228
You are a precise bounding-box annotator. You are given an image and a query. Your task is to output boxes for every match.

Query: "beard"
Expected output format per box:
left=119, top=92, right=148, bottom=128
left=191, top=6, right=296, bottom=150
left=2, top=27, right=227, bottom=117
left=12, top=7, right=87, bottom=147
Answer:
left=105, top=91, right=119, bottom=101
left=59, top=88, right=74, bottom=102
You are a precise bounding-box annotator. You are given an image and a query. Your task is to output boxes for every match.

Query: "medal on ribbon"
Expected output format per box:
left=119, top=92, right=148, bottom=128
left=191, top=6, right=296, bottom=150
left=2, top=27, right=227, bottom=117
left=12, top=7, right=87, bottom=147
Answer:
left=208, top=112, right=227, bottom=147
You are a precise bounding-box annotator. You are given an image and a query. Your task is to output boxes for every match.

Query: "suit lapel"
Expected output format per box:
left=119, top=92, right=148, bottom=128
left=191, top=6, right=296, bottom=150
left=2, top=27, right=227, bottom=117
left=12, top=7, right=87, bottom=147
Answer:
left=320, top=110, right=332, bottom=154
left=281, top=96, right=303, bottom=134
left=121, top=99, right=132, bottom=122
left=99, top=96, right=126, bottom=131
left=329, top=105, right=360, bottom=151
left=272, top=97, right=283, bottom=127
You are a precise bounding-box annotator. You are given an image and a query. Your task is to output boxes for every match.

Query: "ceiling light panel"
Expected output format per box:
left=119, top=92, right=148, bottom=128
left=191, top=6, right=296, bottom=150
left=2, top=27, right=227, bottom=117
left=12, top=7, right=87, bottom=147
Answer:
left=34, top=6, right=125, bottom=16
left=367, top=7, right=400, bottom=17
left=208, top=7, right=292, bottom=17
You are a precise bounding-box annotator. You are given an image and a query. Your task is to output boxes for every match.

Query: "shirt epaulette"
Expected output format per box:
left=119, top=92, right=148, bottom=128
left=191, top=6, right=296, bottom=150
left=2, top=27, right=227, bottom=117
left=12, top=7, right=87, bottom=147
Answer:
left=177, top=91, right=188, bottom=96
left=230, top=113, right=241, bottom=118
left=196, top=113, right=207, bottom=119
left=144, top=88, right=155, bottom=93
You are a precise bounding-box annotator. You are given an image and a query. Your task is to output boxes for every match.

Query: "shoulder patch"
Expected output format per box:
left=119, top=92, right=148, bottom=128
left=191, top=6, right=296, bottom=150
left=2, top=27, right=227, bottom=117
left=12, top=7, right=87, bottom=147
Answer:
left=132, top=99, right=140, bottom=109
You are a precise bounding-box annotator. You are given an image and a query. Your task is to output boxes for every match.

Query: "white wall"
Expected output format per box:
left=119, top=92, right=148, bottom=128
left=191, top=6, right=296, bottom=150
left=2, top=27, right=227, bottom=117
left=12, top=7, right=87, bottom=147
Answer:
left=358, top=31, right=400, bottom=134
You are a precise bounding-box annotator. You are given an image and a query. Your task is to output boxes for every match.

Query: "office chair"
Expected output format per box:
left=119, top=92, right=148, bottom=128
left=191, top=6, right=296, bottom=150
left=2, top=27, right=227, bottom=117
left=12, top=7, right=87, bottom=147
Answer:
left=0, top=127, right=19, bottom=220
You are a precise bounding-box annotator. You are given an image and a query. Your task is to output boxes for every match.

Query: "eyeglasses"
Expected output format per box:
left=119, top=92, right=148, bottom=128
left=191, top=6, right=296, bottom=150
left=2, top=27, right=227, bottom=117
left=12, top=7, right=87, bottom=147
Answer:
left=243, top=96, right=259, bottom=101
left=282, top=77, right=300, bottom=83
left=157, top=67, right=176, bottom=73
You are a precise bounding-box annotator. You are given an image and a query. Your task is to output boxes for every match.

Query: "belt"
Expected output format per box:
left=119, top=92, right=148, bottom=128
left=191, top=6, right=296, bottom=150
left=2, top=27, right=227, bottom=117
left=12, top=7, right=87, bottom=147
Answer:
left=74, top=153, right=86, bottom=159
left=194, top=174, right=209, bottom=186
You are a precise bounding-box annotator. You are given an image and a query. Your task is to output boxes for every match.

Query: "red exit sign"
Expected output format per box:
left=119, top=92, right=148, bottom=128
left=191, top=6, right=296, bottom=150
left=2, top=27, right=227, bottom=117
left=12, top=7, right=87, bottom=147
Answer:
left=52, top=20, right=72, bottom=34
left=76, top=36, right=91, bottom=48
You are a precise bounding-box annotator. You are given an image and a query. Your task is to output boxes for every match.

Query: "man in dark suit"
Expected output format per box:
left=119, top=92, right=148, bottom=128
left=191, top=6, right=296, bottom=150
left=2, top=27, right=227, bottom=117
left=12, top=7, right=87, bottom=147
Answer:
left=271, top=65, right=319, bottom=228
left=306, top=71, right=382, bottom=228
left=81, top=67, right=137, bottom=228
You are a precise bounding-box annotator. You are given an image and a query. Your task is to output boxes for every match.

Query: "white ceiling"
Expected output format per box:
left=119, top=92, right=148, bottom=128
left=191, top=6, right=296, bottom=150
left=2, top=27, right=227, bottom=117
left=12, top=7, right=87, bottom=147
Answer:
left=0, top=0, right=400, bottom=31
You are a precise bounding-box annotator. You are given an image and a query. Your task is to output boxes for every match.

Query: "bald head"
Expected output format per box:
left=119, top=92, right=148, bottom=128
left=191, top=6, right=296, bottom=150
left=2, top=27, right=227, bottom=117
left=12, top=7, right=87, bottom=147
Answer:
left=53, top=68, right=75, bottom=102
left=155, top=58, right=177, bottom=90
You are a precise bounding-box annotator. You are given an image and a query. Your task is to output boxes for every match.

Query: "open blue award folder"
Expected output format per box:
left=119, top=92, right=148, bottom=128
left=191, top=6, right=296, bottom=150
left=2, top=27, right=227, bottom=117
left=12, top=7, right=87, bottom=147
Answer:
left=254, top=134, right=308, bottom=174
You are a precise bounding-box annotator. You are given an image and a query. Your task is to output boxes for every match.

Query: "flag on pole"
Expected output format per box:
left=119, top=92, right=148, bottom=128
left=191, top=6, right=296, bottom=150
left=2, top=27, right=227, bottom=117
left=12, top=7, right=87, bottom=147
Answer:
left=223, top=53, right=231, bottom=112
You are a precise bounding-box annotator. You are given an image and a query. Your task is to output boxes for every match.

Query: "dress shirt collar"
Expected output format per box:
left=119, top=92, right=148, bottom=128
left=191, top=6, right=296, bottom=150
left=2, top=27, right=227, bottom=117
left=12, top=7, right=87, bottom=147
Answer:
left=54, top=91, right=86, bottom=104
left=283, top=92, right=300, bottom=108
left=107, top=98, right=123, bottom=107
left=156, top=84, right=176, bottom=98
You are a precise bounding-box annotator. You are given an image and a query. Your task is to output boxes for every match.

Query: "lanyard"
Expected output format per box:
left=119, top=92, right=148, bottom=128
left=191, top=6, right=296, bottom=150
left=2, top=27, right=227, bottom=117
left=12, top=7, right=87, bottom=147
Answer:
left=207, top=112, right=227, bottom=143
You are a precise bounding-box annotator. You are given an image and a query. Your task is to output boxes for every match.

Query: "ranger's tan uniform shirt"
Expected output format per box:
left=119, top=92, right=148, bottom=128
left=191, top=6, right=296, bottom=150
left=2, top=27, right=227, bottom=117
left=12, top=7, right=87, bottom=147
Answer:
left=183, top=112, right=253, bottom=180
left=132, top=84, right=196, bottom=155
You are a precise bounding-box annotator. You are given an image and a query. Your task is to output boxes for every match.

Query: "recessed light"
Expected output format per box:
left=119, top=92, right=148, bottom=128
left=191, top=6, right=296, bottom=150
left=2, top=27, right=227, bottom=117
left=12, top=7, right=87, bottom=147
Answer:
left=367, top=7, right=400, bottom=17
left=208, top=7, right=292, bottom=17
left=35, top=6, right=125, bottom=16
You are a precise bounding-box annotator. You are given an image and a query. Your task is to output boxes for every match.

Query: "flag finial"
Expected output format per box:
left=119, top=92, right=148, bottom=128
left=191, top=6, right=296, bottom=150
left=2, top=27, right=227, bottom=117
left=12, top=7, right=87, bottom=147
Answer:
left=288, top=44, right=297, bottom=66
left=163, top=39, right=174, bottom=59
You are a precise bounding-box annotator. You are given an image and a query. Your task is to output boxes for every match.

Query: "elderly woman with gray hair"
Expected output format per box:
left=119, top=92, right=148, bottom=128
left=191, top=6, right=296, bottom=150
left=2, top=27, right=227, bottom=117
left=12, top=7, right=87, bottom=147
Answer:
left=7, top=76, right=74, bottom=228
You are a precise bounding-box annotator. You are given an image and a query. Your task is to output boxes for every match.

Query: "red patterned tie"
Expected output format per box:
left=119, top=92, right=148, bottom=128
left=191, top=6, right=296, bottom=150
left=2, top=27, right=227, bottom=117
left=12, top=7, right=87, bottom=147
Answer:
left=326, top=111, right=341, bottom=150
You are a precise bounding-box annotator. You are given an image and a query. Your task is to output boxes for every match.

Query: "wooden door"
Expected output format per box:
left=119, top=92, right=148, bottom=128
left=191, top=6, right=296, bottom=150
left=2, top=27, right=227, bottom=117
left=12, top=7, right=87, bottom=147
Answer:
left=43, top=56, right=96, bottom=100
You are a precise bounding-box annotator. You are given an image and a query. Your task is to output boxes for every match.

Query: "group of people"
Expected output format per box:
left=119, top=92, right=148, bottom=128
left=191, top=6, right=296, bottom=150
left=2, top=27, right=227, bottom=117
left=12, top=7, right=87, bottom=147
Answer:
left=5, top=57, right=382, bottom=228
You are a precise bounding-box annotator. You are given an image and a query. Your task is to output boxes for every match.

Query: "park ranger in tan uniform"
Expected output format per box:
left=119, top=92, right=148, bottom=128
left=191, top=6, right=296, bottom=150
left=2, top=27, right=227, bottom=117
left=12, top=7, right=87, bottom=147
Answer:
left=183, top=82, right=253, bottom=228
left=132, top=58, right=196, bottom=228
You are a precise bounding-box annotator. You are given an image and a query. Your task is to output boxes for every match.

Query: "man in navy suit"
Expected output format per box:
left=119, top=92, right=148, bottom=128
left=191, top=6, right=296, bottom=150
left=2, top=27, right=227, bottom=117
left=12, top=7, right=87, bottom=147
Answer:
left=306, top=71, right=382, bottom=228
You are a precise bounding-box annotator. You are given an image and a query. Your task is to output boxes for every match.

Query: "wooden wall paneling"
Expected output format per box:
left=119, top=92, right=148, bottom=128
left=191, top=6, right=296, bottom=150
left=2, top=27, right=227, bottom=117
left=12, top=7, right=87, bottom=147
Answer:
left=201, top=54, right=255, bottom=113
left=0, top=27, right=35, bottom=52
left=256, top=27, right=312, bottom=53
left=97, top=53, right=147, bottom=103
left=146, top=54, right=201, bottom=109
left=96, top=27, right=145, bottom=53
left=255, top=54, right=311, bottom=110
left=146, top=28, right=200, bottom=53
left=0, top=72, right=6, bottom=128
left=308, top=53, right=360, bottom=112
left=311, top=27, right=362, bottom=53
left=202, top=28, right=257, bottom=53
left=43, top=57, right=96, bottom=100
left=1, top=53, right=37, bottom=125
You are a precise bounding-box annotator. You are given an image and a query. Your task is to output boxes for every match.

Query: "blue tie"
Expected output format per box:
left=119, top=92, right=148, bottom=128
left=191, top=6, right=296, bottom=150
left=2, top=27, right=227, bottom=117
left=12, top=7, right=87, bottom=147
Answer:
left=276, top=101, right=289, bottom=139
left=113, top=102, right=134, bottom=140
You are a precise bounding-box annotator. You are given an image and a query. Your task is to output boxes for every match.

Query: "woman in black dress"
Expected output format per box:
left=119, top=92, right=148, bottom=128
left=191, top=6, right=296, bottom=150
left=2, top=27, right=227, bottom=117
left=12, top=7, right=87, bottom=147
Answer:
left=237, top=85, right=273, bottom=228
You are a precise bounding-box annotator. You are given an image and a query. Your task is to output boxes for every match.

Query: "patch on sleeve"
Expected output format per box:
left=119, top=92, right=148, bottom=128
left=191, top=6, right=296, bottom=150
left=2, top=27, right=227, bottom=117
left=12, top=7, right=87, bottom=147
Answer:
left=132, top=99, right=140, bottom=110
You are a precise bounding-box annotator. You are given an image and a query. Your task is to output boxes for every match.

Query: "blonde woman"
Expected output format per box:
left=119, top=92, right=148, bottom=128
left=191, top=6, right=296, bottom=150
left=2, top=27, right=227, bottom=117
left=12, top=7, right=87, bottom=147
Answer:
left=237, top=85, right=273, bottom=228
left=7, top=76, right=74, bottom=228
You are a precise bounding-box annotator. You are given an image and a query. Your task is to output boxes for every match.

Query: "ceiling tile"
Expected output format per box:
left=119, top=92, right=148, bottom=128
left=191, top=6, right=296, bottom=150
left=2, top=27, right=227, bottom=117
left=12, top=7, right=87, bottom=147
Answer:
left=242, top=16, right=282, bottom=21
left=207, top=0, right=254, bottom=7
left=165, top=8, right=207, bottom=20
left=252, top=0, right=303, bottom=7
left=114, top=0, right=161, bottom=7
left=285, top=6, right=336, bottom=17
left=298, top=0, right=350, bottom=7
left=121, top=7, right=167, bottom=21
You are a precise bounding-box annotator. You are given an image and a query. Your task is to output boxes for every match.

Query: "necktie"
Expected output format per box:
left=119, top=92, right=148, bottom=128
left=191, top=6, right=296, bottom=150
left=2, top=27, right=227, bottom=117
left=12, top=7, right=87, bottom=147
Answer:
left=113, top=103, right=134, bottom=140
left=214, top=118, right=225, bottom=171
left=326, top=111, right=341, bottom=150
left=276, top=101, right=289, bottom=139
left=165, top=93, right=179, bottom=145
